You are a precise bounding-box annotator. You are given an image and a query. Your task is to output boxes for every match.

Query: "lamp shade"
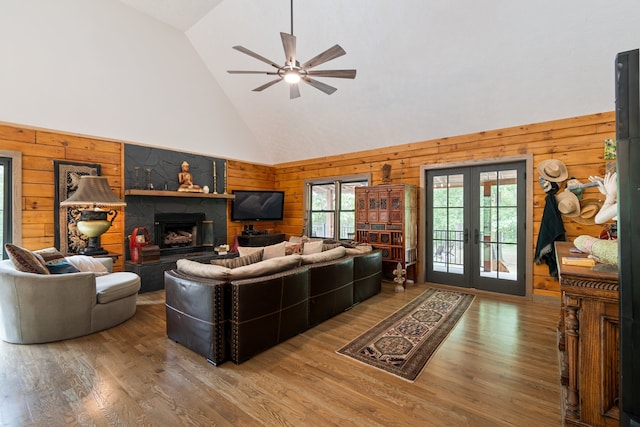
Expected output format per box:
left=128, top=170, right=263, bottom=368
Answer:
left=60, top=175, right=126, bottom=207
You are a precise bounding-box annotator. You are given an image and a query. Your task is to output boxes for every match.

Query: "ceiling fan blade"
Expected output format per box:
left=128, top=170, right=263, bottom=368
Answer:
left=306, top=69, right=357, bottom=79
left=290, top=83, right=301, bottom=99
left=301, top=44, right=346, bottom=70
left=253, top=78, right=283, bottom=92
left=227, top=70, right=279, bottom=75
left=232, top=45, right=281, bottom=69
left=302, top=77, right=337, bottom=95
left=280, top=32, right=297, bottom=65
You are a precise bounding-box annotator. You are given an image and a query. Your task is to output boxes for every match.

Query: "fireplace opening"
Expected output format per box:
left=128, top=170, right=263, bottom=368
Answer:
left=154, top=212, right=207, bottom=255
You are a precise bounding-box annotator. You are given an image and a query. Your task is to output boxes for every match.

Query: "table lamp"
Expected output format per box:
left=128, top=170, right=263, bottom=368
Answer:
left=60, top=175, right=126, bottom=255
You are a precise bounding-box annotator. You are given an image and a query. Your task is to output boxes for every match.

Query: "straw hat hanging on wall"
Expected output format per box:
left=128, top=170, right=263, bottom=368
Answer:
left=556, top=190, right=581, bottom=217
left=571, top=198, right=604, bottom=226
left=537, top=159, right=569, bottom=182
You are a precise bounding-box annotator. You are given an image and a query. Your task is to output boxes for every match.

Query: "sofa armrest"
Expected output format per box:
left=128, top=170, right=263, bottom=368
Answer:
left=164, top=270, right=230, bottom=365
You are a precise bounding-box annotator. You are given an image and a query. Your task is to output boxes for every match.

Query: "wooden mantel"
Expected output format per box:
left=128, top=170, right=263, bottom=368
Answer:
left=124, top=189, right=235, bottom=199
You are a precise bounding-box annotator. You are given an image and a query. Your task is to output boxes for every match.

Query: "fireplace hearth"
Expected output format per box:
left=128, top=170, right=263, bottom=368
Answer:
left=154, top=212, right=207, bottom=255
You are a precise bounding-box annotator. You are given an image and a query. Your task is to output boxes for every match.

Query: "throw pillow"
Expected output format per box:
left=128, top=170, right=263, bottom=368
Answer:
left=302, top=240, right=323, bottom=255
left=4, top=243, right=50, bottom=274
left=263, top=241, right=287, bottom=259
left=301, top=246, right=347, bottom=265
left=285, top=242, right=303, bottom=255
left=46, top=261, right=81, bottom=274
left=34, top=247, right=66, bottom=265
left=65, top=255, right=110, bottom=276
left=211, top=250, right=263, bottom=268
left=176, top=259, right=232, bottom=280
left=237, top=246, right=263, bottom=257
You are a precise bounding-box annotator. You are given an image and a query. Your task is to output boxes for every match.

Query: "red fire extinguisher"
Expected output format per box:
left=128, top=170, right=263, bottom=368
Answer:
left=129, top=227, right=151, bottom=263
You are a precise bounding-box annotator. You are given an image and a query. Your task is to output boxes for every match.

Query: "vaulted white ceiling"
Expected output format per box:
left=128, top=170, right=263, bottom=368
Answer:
left=2, top=1, right=639, bottom=164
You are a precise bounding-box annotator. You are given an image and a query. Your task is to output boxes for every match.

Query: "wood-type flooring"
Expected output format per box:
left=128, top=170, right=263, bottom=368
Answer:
left=0, top=282, right=561, bottom=426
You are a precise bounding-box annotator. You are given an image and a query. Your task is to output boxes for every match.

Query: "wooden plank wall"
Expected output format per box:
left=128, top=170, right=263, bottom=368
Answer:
left=0, top=123, right=125, bottom=270
left=3, top=111, right=616, bottom=296
left=273, top=112, right=616, bottom=297
left=225, top=159, right=278, bottom=243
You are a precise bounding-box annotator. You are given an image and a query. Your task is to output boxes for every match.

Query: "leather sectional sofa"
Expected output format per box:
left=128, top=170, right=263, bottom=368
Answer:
left=164, top=249, right=382, bottom=365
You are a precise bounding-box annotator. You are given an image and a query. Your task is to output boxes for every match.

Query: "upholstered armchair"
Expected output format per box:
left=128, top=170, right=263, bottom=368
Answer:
left=0, top=257, right=141, bottom=344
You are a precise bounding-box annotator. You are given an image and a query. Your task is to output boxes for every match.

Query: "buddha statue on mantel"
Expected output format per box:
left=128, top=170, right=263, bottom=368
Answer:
left=177, top=161, right=203, bottom=193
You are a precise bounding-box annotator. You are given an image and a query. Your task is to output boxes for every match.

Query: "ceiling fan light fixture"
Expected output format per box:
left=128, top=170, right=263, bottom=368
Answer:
left=284, top=70, right=301, bottom=84
left=227, top=0, right=356, bottom=97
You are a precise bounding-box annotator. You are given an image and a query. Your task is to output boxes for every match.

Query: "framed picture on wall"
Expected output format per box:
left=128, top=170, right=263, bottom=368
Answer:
left=53, top=160, right=101, bottom=254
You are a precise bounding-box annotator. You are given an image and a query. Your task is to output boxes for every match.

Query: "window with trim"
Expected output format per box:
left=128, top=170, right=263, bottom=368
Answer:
left=0, top=151, right=21, bottom=259
left=1, top=157, right=12, bottom=259
left=305, top=175, right=369, bottom=240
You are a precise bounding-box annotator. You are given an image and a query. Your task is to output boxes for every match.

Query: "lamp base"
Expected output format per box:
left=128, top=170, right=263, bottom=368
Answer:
left=80, top=236, right=108, bottom=256
left=80, top=247, right=108, bottom=256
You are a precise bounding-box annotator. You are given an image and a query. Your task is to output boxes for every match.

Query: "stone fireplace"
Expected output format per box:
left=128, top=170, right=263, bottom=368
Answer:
left=123, top=143, right=228, bottom=262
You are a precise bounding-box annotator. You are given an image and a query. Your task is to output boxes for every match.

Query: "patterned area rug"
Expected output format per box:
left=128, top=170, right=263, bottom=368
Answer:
left=337, top=288, right=475, bottom=382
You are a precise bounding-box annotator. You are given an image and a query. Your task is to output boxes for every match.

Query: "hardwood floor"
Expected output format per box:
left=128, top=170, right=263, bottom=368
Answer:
left=0, top=282, right=562, bottom=426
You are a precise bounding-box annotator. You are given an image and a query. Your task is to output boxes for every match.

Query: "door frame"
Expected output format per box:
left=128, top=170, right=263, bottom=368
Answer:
left=419, top=154, right=534, bottom=299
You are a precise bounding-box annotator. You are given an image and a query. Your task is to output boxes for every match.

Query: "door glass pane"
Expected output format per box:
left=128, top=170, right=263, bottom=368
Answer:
left=432, top=173, right=464, bottom=274
left=478, top=169, right=518, bottom=281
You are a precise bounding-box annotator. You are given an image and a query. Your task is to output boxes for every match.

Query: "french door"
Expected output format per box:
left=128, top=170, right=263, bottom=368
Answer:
left=425, top=161, right=526, bottom=295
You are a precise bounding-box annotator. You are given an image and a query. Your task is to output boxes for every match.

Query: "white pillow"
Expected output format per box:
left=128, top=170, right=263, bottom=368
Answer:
left=237, top=241, right=286, bottom=259
left=65, top=255, right=110, bottom=276
left=303, top=240, right=323, bottom=255
left=237, top=246, right=263, bottom=257
left=263, top=241, right=287, bottom=259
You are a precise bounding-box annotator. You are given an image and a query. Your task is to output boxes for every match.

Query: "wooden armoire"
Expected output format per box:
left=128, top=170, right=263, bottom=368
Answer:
left=355, top=184, right=417, bottom=283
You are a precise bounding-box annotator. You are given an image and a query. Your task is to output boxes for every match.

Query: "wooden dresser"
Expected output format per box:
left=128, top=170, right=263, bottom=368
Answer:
left=555, top=241, right=619, bottom=426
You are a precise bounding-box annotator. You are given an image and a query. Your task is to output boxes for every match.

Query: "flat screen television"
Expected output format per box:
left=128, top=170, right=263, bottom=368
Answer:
left=231, top=190, right=285, bottom=222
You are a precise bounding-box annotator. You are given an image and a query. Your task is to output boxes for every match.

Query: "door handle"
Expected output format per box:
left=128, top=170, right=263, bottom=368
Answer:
left=464, top=229, right=469, bottom=244
left=474, top=229, right=479, bottom=245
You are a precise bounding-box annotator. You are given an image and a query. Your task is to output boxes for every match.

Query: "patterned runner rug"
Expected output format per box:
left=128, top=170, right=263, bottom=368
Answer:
left=337, top=288, right=475, bottom=382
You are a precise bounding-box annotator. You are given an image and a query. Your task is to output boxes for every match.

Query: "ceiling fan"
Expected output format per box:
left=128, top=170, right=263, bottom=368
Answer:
left=227, top=0, right=356, bottom=99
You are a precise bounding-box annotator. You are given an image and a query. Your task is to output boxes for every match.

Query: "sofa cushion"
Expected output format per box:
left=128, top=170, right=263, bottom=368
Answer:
left=302, top=240, right=323, bottom=255
left=34, top=247, right=66, bottom=265
left=176, top=259, right=232, bottom=280
left=95, top=272, right=141, bottom=304
left=65, top=255, right=110, bottom=276
left=229, top=254, right=302, bottom=280
left=211, top=250, right=263, bottom=268
left=301, top=246, right=347, bottom=265
left=4, top=243, right=50, bottom=274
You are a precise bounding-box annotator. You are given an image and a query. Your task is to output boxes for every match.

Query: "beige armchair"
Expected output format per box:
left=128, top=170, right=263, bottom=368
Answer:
left=0, top=257, right=141, bottom=344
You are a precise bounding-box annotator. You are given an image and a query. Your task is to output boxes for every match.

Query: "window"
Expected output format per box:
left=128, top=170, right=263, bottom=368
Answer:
left=305, top=175, right=369, bottom=240
left=1, top=158, right=11, bottom=258
left=0, top=151, right=21, bottom=259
